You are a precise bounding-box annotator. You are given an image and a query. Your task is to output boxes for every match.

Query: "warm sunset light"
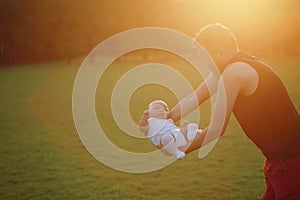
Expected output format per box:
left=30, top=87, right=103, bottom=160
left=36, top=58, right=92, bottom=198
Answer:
left=176, top=0, right=300, bottom=55
left=1, top=1, right=300, bottom=199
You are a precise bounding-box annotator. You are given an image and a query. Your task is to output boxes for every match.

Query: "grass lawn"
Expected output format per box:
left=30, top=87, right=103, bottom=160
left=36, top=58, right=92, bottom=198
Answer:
left=1, top=55, right=299, bottom=199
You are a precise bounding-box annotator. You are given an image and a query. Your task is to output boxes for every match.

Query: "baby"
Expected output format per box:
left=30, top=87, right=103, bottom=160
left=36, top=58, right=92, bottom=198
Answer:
left=139, top=100, right=202, bottom=159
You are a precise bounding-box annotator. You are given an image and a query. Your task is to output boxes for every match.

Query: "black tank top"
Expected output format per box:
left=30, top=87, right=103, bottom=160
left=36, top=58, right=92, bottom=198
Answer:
left=228, top=51, right=300, bottom=161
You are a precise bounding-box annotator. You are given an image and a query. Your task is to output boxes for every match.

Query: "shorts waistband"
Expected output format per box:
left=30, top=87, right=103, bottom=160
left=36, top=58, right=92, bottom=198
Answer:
left=266, top=154, right=300, bottom=164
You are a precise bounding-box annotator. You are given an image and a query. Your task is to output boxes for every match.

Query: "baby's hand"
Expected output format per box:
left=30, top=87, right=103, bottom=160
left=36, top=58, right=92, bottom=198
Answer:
left=143, top=110, right=150, bottom=118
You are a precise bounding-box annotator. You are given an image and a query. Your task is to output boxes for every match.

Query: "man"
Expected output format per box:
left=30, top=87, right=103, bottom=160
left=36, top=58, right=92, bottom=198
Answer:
left=168, top=23, right=300, bottom=199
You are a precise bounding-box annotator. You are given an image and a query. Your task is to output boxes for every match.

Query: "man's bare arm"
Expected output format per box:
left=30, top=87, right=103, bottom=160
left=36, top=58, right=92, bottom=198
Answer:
left=169, top=72, right=219, bottom=122
left=182, top=64, right=247, bottom=153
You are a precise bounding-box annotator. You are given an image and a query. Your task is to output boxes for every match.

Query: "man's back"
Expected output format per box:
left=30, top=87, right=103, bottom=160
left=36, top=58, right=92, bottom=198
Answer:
left=230, top=51, right=300, bottom=161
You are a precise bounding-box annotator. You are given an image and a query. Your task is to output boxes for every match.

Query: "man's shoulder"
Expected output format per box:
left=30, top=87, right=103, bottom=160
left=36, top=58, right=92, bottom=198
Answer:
left=226, top=61, right=253, bottom=72
left=223, top=61, right=258, bottom=81
left=222, top=61, right=259, bottom=95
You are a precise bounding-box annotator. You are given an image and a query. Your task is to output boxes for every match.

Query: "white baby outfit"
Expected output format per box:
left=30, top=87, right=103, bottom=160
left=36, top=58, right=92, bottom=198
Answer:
left=147, top=118, right=200, bottom=159
left=147, top=118, right=188, bottom=147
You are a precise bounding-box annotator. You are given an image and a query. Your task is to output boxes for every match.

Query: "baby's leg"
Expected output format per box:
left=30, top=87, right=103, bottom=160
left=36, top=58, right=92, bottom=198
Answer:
left=187, top=123, right=198, bottom=140
left=179, top=120, right=189, bottom=139
left=161, top=133, right=185, bottom=159
left=180, top=123, right=202, bottom=141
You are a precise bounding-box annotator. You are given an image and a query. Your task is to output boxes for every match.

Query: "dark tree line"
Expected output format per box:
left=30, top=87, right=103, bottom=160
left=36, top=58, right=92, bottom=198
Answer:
left=0, top=0, right=299, bottom=66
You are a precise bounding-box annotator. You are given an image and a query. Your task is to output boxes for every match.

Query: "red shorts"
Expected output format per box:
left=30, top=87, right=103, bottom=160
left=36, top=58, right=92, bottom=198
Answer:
left=263, top=154, right=300, bottom=200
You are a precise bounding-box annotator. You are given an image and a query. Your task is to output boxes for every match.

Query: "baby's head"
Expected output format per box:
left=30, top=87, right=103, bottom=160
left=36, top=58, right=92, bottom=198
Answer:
left=148, top=100, right=169, bottom=119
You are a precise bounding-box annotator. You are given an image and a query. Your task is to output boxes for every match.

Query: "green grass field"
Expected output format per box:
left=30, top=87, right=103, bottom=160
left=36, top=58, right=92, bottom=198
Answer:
left=1, top=55, right=299, bottom=199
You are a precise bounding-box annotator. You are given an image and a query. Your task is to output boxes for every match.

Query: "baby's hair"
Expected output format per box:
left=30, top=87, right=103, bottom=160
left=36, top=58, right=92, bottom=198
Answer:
left=149, top=100, right=169, bottom=111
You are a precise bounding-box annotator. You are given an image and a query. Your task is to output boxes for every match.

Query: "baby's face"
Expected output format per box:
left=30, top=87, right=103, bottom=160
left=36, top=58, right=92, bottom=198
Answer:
left=149, top=103, right=168, bottom=119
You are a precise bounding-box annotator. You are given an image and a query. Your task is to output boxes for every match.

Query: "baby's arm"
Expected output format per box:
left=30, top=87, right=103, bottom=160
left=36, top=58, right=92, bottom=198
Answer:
left=138, top=110, right=150, bottom=135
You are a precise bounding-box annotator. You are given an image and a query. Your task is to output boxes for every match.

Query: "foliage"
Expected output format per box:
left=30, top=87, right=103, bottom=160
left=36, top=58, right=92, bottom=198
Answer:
left=1, top=1, right=300, bottom=65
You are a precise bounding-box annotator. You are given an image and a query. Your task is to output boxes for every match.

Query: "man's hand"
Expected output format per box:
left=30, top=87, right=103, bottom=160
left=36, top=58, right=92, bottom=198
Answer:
left=179, top=120, right=189, bottom=137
